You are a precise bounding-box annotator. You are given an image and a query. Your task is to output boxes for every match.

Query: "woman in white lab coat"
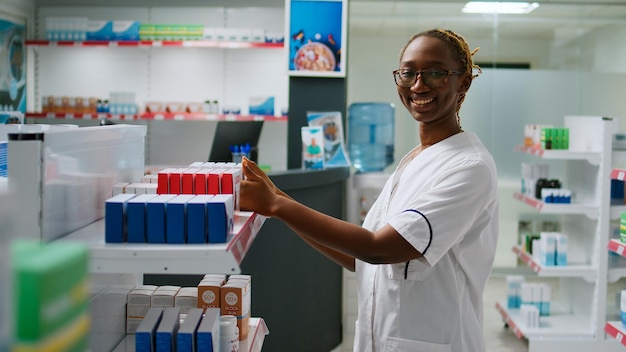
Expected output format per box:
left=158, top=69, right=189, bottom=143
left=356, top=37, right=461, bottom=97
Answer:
left=239, top=28, right=498, bottom=352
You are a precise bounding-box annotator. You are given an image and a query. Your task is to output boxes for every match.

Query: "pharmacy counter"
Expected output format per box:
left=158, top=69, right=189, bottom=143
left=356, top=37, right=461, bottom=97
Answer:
left=240, top=166, right=349, bottom=352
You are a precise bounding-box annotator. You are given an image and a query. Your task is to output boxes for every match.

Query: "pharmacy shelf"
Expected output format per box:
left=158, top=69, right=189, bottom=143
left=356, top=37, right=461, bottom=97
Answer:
left=514, top=145, right=601, bottom=165
left=513, top=192, right=599, bottom=219
left=25, top=40, right=283, bottom=49
left=605, top=321, right=626, bottom=348
left=61, top=211, right=266, bottom=274
left=495, top=300, right=595, bottom=341
left=512, top=246, right=597, bottom=281
left=25, top=112, right=287, bottom=122
left=111, top=317, right=269, bottom=352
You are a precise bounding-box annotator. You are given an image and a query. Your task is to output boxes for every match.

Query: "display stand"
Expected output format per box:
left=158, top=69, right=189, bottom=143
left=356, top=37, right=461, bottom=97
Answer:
left=6, top=125, right=269, bottom=350
left=497, top=116, right=623, bottom=351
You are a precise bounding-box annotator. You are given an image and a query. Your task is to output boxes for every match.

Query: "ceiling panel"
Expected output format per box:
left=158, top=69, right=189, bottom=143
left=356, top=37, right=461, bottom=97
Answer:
left=349, top=1, right=626, bottom=39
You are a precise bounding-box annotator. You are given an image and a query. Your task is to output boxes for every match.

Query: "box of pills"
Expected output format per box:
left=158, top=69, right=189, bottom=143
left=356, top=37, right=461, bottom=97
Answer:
left=197, top=279, right=222, bottom=311
left=221, top=280, right=251, bottom=340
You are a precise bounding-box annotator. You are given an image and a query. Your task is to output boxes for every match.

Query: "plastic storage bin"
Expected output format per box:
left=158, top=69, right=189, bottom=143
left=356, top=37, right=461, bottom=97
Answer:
left=347, top=102, right=395, bottom=172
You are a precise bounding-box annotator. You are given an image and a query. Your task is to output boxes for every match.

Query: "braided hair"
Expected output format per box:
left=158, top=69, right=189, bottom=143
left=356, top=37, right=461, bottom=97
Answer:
left=399, top=29, right=481, bottom=130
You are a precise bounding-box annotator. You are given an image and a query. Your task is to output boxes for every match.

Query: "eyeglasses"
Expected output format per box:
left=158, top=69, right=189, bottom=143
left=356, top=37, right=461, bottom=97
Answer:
left=392, top=69, right=463, bottom=88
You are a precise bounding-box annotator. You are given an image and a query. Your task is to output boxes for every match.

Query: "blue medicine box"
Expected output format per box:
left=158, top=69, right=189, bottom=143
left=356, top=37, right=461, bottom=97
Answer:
left=196, top=308, right=220, bottom=352
left=166, top=194, right=196, bottom=244
left=86, top=20, right=113, bottom=41
left=146, top=194, right=177, bottom=243
left=136, top=307, right=164, bottom=352
left=105, top=193, right=136, bottom=243
left=248, top=96, right=275, bottom=116
left=126, top=194, right=158, bottom=243
left=206, top=194, right=234, bottom=244
left=187, top=195, right=214, bottom=244
left=112, top=20, right=140, bottom=41
left=156, top=307, right=181, bottom=352
left=176, top=308, right=203, bottom=352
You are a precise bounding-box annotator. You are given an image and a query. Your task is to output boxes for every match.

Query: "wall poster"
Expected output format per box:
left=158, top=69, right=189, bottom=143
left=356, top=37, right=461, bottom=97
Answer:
left=286, top=0, right=347, bottom=78
left=0, top=13, right=25, bottom=113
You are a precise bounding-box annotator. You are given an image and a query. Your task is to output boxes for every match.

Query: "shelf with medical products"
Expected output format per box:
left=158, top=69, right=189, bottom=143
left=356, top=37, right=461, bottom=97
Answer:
left=6, top=124, right=269, bottom=351
left=26, top=7, right=288, bottom=124
left=24, top=111, right=287, bottom=123
left=25, top=39, right=283, bottom=49
left=497, top=116, right=623, bottom=352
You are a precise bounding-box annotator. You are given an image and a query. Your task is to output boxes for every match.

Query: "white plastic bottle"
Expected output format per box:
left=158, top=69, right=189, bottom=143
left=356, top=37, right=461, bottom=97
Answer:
left=220, top=315, right=239, bottom=352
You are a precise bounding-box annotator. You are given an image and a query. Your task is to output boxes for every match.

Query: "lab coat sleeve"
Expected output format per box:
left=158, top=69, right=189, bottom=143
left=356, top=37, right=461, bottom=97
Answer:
left=387, top=159, right=496, bottom=267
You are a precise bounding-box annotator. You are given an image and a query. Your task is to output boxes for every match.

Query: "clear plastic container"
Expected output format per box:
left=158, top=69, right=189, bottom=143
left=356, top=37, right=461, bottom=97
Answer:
left=347, top=102, right=395, bottom=173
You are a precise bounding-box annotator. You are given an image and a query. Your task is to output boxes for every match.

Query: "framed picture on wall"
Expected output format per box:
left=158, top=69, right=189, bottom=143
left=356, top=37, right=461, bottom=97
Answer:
left=286, top=0, right=347, bottom=78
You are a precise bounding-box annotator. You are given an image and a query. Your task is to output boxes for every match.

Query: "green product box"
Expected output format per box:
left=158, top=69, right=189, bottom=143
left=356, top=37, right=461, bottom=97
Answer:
left=186, top=25, right=204, bottom=40
left=12, top=240, right=89, bottom=342
left=541, top=128, right=553, bottom=150
left=139, top=24, right=156, bottom=40
left=154, top=24, right=172, bottom=40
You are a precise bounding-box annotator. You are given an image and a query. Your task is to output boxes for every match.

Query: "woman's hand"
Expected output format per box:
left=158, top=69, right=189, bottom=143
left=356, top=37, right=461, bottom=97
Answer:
left=239, top=157, right=285, bottom=216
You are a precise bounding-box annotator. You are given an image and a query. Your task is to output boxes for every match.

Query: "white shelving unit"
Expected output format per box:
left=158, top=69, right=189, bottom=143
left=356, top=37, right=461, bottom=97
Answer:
left=497, top=116, right=623, bottom=351
left=6, top=124, right=269, bottom=351
left=26, top=5, right=289, bottom=170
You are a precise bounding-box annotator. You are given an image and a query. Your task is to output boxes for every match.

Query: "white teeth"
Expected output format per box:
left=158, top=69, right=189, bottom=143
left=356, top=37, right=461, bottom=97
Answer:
left=413, top=98, right=433, bottom=105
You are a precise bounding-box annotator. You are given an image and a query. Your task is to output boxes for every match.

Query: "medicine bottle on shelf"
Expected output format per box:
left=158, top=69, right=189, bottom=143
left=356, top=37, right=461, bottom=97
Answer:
left=220, top=315, right=239, bottom=352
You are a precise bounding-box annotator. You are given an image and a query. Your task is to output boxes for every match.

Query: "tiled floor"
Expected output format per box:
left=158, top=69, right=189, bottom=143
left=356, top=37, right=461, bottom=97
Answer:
left=483, top=275, right=529, bottom=352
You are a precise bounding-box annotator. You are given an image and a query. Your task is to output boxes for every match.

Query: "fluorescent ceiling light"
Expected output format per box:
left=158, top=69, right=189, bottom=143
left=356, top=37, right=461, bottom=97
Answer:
left=462, top=2, right=539, bottom=14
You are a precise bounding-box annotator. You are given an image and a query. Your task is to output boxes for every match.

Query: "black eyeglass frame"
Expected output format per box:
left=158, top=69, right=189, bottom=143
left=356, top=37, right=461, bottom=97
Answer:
left=392, top=69, right=463, bottom=88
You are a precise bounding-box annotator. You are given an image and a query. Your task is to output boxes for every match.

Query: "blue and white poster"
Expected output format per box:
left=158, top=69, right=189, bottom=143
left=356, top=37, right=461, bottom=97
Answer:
left=287, top=0, right=347, bottom=77
left=0, top=18, right=25, bottom=113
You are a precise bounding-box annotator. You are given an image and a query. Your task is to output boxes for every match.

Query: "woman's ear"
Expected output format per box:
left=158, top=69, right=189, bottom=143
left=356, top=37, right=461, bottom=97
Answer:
left=459, top=76, right=472, bottom=95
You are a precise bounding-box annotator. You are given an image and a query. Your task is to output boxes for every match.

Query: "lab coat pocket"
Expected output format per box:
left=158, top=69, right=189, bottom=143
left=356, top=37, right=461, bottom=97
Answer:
left=386, top=259, right=432, bottom=281
left=384, top=336, right=451, bottom=352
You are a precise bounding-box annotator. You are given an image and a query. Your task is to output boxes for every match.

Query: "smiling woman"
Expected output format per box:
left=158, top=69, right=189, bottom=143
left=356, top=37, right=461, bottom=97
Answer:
left=344, top=1, right=626, bottom=351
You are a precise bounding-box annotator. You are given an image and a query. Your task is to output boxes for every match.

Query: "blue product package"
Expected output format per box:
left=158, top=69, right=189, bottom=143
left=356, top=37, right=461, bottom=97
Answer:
left=165, top=194, right=196, bottom=244
left=112, top=20, right=140, bottom=41
left=248, top=96, right=275, bottom=115
left=146, top=194, right=177, bottom=243
left=206, top=194, right=234, bottom=244
left=156, top=307, right=181, bottom=352
left=196, top=308, right=220, bottom=352
left=176, top=308, right=203, bottom=352
left=86, top=20, right=113, bottom=40
left=104, top=193, right=136, bottom=243
left=127, top=194, right=158, bottom=243
left=136, top=307, right=164, bottom=352
left=186, top=195, right=214, bottom=244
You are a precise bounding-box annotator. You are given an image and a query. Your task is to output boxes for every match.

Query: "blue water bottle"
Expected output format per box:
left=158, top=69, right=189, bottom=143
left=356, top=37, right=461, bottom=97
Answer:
left=347, top=102, right=395, bottom=172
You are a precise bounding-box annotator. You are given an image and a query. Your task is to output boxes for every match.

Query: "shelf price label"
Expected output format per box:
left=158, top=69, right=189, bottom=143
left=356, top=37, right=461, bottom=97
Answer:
left=174, top=114, right=184, bottom=121
left=617, top=245, right=624, bottom=256
left=616, top=332, right=623, bottom=343
left=154, top=114, right=164, bottom=120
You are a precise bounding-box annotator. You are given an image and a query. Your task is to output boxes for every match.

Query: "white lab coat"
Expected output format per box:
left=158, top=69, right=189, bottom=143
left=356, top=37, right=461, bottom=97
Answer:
left=354, top=132, right=499, bottom=352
